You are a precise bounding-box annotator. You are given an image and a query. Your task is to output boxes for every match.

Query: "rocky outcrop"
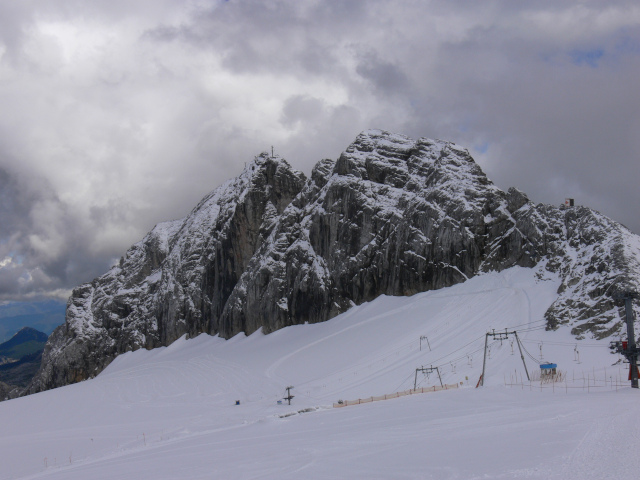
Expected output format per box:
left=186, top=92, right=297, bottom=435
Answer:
left=0, top=380, right=20, bottom=400
left=25, top=130, right=640, bottom=395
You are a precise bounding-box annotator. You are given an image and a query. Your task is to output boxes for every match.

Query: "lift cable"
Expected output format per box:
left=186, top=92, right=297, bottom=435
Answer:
left=519, top=341, right=541, bottom=363
left=422, top=334, right=487, bottom=366
left=507, top=319, right=548, bottom=329
left=520, top=338, right=603, bottom=348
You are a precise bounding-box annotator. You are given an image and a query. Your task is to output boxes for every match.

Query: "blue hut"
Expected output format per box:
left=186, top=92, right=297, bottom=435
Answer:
left=540, top=363, right=557, bottom=377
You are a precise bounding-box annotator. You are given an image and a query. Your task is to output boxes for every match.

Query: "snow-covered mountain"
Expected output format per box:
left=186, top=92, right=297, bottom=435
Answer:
left=3, top=267, right=640, bottom=479
left=25, top=130, right=640, bottom=395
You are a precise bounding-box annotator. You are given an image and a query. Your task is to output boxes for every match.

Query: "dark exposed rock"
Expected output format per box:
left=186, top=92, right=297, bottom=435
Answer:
left=0, top=380, right=20, bottom=401
left=24, top=130, right=640, bottom=396
left=0, top=351, right=43, bottom=388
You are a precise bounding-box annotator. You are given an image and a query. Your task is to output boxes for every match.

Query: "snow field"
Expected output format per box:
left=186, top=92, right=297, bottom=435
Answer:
left=1, top=266, right=638, bottom=479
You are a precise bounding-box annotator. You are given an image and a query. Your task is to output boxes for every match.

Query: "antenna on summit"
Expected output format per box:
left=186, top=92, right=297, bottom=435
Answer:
left=271, top=146, right=274, bottom=158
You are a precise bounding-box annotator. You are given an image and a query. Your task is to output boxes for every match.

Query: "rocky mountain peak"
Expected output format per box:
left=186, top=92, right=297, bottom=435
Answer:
left=24, top=130, right=640, bottom=396
left=335, top=130, right=480, bottom=188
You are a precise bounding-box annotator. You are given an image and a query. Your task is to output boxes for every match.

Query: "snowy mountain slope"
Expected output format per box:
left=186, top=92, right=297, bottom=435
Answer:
left=26, top=129, right=640, bottom=395
left=1, top=267, right=639, bottom=479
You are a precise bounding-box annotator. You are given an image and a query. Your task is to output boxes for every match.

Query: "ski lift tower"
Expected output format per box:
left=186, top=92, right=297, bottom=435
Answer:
left=610, top=292, right=639, bottom=388
left=283, top=386, right=295, bottom=405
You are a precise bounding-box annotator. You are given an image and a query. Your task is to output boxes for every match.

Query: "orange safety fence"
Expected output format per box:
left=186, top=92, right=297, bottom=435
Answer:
left=333, top=383, right=459, bottom=408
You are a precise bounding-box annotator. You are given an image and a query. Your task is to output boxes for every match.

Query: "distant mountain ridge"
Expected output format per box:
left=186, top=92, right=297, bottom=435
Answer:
left=0, top=327, right=48, bottom=360
left=25, top=130, right=640, bottom=396
left=0, top=300, right=65, bottom=343
left=0, top=327, right=48, bottom=397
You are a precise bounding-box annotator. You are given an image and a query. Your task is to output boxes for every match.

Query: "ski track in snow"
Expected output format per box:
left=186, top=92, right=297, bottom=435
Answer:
left=2, top=267, right=639, bottom=480
left=555, top=397, right=640, bottom=479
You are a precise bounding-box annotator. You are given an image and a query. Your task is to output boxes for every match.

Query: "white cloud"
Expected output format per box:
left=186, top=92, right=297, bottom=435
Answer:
left=0, top=0, right=639, bottom=300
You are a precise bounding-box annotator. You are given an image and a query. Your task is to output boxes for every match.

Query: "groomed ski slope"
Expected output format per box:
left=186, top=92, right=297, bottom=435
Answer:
left=1, top=266, right=639, bottom=479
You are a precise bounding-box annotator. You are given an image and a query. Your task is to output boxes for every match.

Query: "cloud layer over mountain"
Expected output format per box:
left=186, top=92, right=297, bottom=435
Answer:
left=1, top=0, right=639, bottom=300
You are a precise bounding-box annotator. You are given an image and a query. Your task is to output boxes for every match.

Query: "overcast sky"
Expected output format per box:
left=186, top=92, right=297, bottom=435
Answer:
left=1, top=0, right=639, bottom=302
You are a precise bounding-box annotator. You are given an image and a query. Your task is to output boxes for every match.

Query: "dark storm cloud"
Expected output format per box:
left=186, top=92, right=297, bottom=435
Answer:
left=143, top=0, right=362, bottom=79
left=0, top=165, right=31, bottom=235
left=0, top=164, right=62, bottom=299
left=0, top=0, right=639, bottom=302
left=355, top=51, right=410, bottom=96
left=0, top=163, right=119, bottom=300
left=402, top=12, right=640, bottom=232
left=280, top=95, right=326, bottom=127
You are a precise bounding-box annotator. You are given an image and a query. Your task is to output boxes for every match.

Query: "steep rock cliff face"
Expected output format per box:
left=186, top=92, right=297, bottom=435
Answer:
left=27, top=155, right=305, bottom=393
left=218, top=131, right=640, bottom=338
left=219, top=132, right=515, bottom=335
left=26, top=130, right=640, bottom=394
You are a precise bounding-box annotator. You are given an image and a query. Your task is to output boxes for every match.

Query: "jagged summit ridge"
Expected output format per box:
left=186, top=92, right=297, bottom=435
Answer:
left=26, top=130, right=640, bottom=394
left=218, top=130, right=511, bottom=336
